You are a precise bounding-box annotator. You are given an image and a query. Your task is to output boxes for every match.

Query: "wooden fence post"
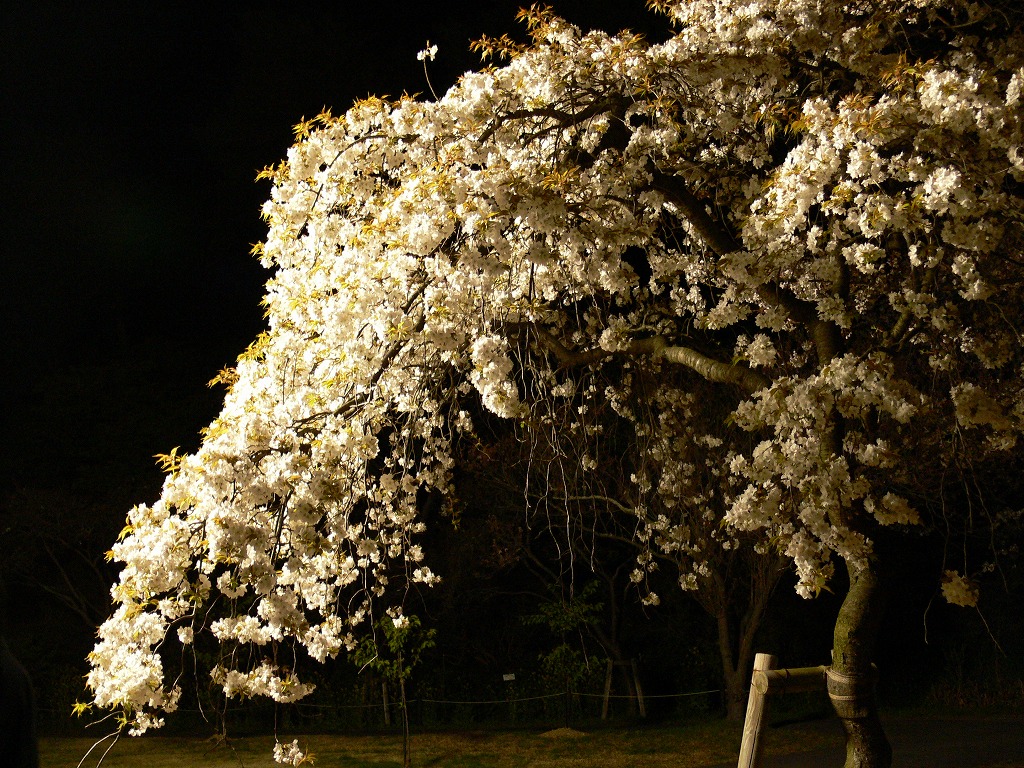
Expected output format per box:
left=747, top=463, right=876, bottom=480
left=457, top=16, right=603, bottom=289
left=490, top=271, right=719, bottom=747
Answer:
left=602, top=659, right=614, bottom=720
left=631, top=658, right=647, bottom=718
left=737, top=653, right=776, bottom=768
left=601, top=659, right=647, bottom=719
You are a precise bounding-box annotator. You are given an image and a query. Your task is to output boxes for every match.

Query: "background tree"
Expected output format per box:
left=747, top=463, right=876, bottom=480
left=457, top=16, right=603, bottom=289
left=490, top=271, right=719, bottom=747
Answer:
left=353, top=614, right=435, bottom=768
left=87, top=2, right=1023, bottom=766
left=522, top=583, right=606, bottom=724
left=0, top=352, right=219, bottom=732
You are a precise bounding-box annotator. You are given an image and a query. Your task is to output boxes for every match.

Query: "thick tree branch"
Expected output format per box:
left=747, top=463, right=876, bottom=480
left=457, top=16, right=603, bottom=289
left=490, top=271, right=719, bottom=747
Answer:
left=651, top=171, right=845, bottom=366
left=650, top=171, right=739, bottom=257
left=756, top=283, right=843, bottom=363
left=657, top=341, right=771, bottom=393
left=526, top=326, right=770, bottom=394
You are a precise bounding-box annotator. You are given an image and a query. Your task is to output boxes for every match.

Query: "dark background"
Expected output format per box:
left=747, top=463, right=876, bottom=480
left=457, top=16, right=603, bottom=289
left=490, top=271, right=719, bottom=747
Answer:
left=1, top=0, right=1016, bottom=737
left=1, top=1, right=668, bottom=478
left=0, top=1, right=667, bottom=541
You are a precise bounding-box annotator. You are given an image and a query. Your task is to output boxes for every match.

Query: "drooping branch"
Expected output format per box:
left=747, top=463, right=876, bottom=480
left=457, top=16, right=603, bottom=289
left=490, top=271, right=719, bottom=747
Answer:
left=488, top=98, right=841, bottom=374
left=293, top=284, right=428, bottom=435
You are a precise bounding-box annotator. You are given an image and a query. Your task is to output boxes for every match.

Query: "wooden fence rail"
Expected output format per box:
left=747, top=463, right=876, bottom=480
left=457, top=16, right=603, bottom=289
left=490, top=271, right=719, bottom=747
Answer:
left=737, top=653, right=829, bottom=768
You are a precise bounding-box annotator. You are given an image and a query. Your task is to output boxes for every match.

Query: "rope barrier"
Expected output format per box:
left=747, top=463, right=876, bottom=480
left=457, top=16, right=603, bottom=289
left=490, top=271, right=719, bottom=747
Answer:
left=294, top=701, right=391, bottom=710
left=419, top=693, right=564, bottom=705
left=287, top=688, right=720, bottom=708
left=578, top=689, right=721, bottom=700
left=42, top=687, right=722, bottom=719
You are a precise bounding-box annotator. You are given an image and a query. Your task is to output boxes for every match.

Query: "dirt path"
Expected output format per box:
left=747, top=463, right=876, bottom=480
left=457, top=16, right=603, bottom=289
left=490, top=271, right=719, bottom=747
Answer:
left=707, top=714, right=1024, bottom=767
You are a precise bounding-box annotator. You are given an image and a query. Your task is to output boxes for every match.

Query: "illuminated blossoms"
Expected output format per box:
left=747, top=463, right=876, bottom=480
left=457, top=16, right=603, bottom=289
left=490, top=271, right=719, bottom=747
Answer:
left=89, top=0, right=1022, bottom=753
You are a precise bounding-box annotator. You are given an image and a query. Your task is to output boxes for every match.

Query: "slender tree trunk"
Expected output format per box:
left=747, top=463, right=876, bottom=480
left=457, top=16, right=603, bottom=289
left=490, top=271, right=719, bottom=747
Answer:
left=400, top=674, right=410, bottom=768
left=712, top=576, right=769, bottom=721
left=382, top=678, right=391, bottom=726
left=716, top=609, right=747, bottom=721
left=830, top=556, right=892, bottom=768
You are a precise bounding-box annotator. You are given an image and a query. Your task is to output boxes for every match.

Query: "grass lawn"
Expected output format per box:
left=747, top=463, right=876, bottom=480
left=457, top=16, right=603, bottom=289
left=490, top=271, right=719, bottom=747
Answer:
left=41, top=719, right=838, bottom=768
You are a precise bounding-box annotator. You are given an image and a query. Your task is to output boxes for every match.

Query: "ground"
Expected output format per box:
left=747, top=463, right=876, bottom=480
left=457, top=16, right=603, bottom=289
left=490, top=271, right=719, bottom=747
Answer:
left=41, top=712, right=1024, bottom=767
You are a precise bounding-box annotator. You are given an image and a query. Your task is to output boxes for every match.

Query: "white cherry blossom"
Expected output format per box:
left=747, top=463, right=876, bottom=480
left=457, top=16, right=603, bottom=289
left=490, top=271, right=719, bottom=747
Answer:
left=88, top=3, right=1023, bottom=762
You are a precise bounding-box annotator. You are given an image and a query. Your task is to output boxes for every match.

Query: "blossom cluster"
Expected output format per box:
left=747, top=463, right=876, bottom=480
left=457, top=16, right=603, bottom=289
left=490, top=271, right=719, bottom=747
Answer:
left=89, top=0, right=1023, bottom=744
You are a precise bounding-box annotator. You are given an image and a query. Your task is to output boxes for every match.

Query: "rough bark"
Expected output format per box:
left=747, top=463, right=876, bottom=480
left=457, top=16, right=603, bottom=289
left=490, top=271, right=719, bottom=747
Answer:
left=830, top=557, right=892, bottom=768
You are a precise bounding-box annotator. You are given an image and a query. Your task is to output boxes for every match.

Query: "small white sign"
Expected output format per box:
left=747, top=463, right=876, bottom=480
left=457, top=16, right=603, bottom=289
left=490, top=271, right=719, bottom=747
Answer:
left=502, top=673, right=515, bottom=682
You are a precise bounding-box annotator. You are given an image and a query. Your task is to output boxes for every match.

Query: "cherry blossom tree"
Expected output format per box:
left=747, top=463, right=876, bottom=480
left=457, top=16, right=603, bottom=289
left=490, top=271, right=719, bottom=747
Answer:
left=87, top=1, right=1023, bottom=765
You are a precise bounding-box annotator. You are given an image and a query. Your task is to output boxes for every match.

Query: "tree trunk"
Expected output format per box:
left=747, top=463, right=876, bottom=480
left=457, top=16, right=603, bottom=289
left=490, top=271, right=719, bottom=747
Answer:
left=713, top=585, right=766, bottom=721
left=830, top=556, right=892, bottom=768
left=716, top=608, right=747, bottom=721
left=723, top=663, right=748, bottom=722
left=400, top=674, right=410, bottom=768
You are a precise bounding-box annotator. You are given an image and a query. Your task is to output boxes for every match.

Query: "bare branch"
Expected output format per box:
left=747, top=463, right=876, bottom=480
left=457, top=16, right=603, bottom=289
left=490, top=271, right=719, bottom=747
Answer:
left=478, top=96, right=629, bottom=145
